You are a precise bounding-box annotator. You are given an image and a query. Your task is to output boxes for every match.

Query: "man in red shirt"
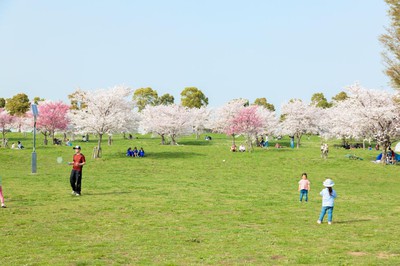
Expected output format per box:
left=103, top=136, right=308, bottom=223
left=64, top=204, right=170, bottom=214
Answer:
left=68, top=146, right=86, bottom=196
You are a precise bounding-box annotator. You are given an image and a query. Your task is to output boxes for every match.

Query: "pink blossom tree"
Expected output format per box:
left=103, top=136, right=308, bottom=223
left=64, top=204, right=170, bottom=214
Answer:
left=230, top=106, right=266, bottom=151
left=68, top=86, right=137, bottom=158
left=36, top=101, right=70, bottom=145
left=0, top=108, right=15, bottom=147
left=139, top=104, right=192, bottom=145
left=212, top=99, right=248, bottom=145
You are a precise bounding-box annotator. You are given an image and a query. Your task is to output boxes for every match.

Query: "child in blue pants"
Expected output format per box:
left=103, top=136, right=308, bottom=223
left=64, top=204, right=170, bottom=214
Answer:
left=317, top=178, right=337, bottom=225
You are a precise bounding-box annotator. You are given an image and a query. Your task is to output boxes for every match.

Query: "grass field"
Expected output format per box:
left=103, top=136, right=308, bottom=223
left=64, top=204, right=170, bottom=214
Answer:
left=0, top=132, right=399, bottom=265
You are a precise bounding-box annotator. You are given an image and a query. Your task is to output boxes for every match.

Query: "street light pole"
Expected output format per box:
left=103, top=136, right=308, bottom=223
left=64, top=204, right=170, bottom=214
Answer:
left=31, top=104, right=39, bottom=174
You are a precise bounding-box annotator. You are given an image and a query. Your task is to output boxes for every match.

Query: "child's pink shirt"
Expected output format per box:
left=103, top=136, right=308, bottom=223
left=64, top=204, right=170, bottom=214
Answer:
left=298, top=179, right=310, bottom=190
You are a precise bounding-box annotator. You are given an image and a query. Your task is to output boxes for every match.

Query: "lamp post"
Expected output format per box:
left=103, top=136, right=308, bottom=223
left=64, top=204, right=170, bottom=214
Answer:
left=31, top=104, right=39, bottom=173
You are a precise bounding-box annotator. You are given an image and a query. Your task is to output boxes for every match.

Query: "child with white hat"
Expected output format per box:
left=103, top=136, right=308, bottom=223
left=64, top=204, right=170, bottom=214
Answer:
left=317, top=178, right=337, bottom=225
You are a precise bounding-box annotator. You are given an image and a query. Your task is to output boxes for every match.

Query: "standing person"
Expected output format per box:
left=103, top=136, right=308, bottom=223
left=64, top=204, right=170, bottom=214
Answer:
left=0, top=177, right=6, bottom=208
left=317, top=179, right=337, bottom=225
left=290, top=136, right=295, bottom=149
left=298, top=173, right=310, bottom=202
left=68, top=145, right=86, bottom=196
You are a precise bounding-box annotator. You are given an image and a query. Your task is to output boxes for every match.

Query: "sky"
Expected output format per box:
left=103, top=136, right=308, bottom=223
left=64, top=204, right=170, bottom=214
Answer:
left=0, top=0, right=392, bottom=111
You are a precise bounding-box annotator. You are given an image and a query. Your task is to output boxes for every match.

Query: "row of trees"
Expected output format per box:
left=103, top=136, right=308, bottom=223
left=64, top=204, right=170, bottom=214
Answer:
left=1, top=83, right=399, bottom=163
left=1, top=87, right=353, bottom=117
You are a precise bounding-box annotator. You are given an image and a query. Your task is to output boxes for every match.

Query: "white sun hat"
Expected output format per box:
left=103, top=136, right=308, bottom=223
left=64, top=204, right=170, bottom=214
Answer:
left=323, top=179, right=335, bottom=187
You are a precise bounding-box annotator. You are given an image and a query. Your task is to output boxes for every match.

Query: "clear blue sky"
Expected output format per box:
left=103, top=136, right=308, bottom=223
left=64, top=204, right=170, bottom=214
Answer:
left=0, top=0, right=391, bottom=110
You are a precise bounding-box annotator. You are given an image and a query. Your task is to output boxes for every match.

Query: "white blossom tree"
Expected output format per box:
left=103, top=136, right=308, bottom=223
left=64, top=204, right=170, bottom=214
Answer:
left=280, top=99, right=320, bottom=148
left=340, top=83, right=400, bottom=163
left=318, top=99, right=365, bottom=146
left=0, top=108, right=15, bottom=146
left=12, top=114, right=31, bottom=137
left=68, top=86, right=137, bottom=158
left=188, top=106, right=212, bottom=139
left=139, top=104, right=192, bottom=145
left=256, top=105, right=279, bottom=140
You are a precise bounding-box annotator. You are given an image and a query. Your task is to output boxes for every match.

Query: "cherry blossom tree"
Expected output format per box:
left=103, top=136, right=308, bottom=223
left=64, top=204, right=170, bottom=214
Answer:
left=36, top=101, right=70, bottom=145
left=139, top=104, right=192, bottom=145
left=188, top=106, right=212, bottom=139
left=318, top=99, right=364, bottom=146
left=0, top=108, right=15, bottom=147
left=212, top=99, right=248, bottom=145
left=68, top=86, right=137, bottom=158
left=340, top=83, right=400, bottom=163
left=230, top=105, right=276, bottom=151
left=256, top=105, right=279, bottom=140
left=280, top=99, right=320, bottom=148
left=12, top=114, right=32, bottom=137
left=139, top=105, right=168, bottom=144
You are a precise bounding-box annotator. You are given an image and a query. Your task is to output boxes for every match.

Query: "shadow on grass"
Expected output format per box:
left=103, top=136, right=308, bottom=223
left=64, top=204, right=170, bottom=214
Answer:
left=150, top=151, right=205, bottom=159
left=334, top=219, right=371, bottom=224
left=84, top=191, right=132, bottom=196
left=177, top=140, right=212, bottom=146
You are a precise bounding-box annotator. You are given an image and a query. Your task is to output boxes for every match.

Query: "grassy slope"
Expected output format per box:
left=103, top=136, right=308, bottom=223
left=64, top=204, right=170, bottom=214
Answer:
left=0, top=133, right=399, bottom=265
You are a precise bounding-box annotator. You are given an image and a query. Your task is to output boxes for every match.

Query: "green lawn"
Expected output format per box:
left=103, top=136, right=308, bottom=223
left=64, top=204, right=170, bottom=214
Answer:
left=1, top=133, right=399, bottom=265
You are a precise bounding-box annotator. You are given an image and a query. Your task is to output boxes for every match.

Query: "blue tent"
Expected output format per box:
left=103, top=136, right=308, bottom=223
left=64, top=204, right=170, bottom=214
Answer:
left=376, top=152, right=400, bottom=161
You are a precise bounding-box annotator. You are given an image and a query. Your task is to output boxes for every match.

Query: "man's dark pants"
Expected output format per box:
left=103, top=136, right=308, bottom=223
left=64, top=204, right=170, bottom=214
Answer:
left=70, top=170, right=82, bottom=194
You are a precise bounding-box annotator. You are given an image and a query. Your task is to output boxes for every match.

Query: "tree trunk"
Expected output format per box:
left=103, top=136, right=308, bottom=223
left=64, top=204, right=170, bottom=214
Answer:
left=247, top=134, right=254, bottom=152
left=161, top=134, right=165, bottom=145
left=108, top=135, right=112, bottom=145
left=378, top=134, right=391, bottom=164
left=296, top=133, right=301, bottom=149
left=171, top=134, right=176, bottom=145
left=232, top=134, right=236, bottom=145
left=381, top=143, right=388, bottom=164
left=43, top=133, right=48, bottom=145
left=94, top=134, right=103, bottom=158
left=51, top=131, right=55, bottom=145
left=1, top=129, right=6, bottom=147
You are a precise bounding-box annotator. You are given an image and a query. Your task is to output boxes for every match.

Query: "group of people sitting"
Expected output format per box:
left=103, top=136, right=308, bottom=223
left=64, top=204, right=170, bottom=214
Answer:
left=11, top=141, right=24, bottom=149
left=259, top=136, right=269, bottom=147
left=126, top=147, right=145, bottom=157
left=53, top=138, right=63, bottom=145
left=230, top=144, right=246, bottom=152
